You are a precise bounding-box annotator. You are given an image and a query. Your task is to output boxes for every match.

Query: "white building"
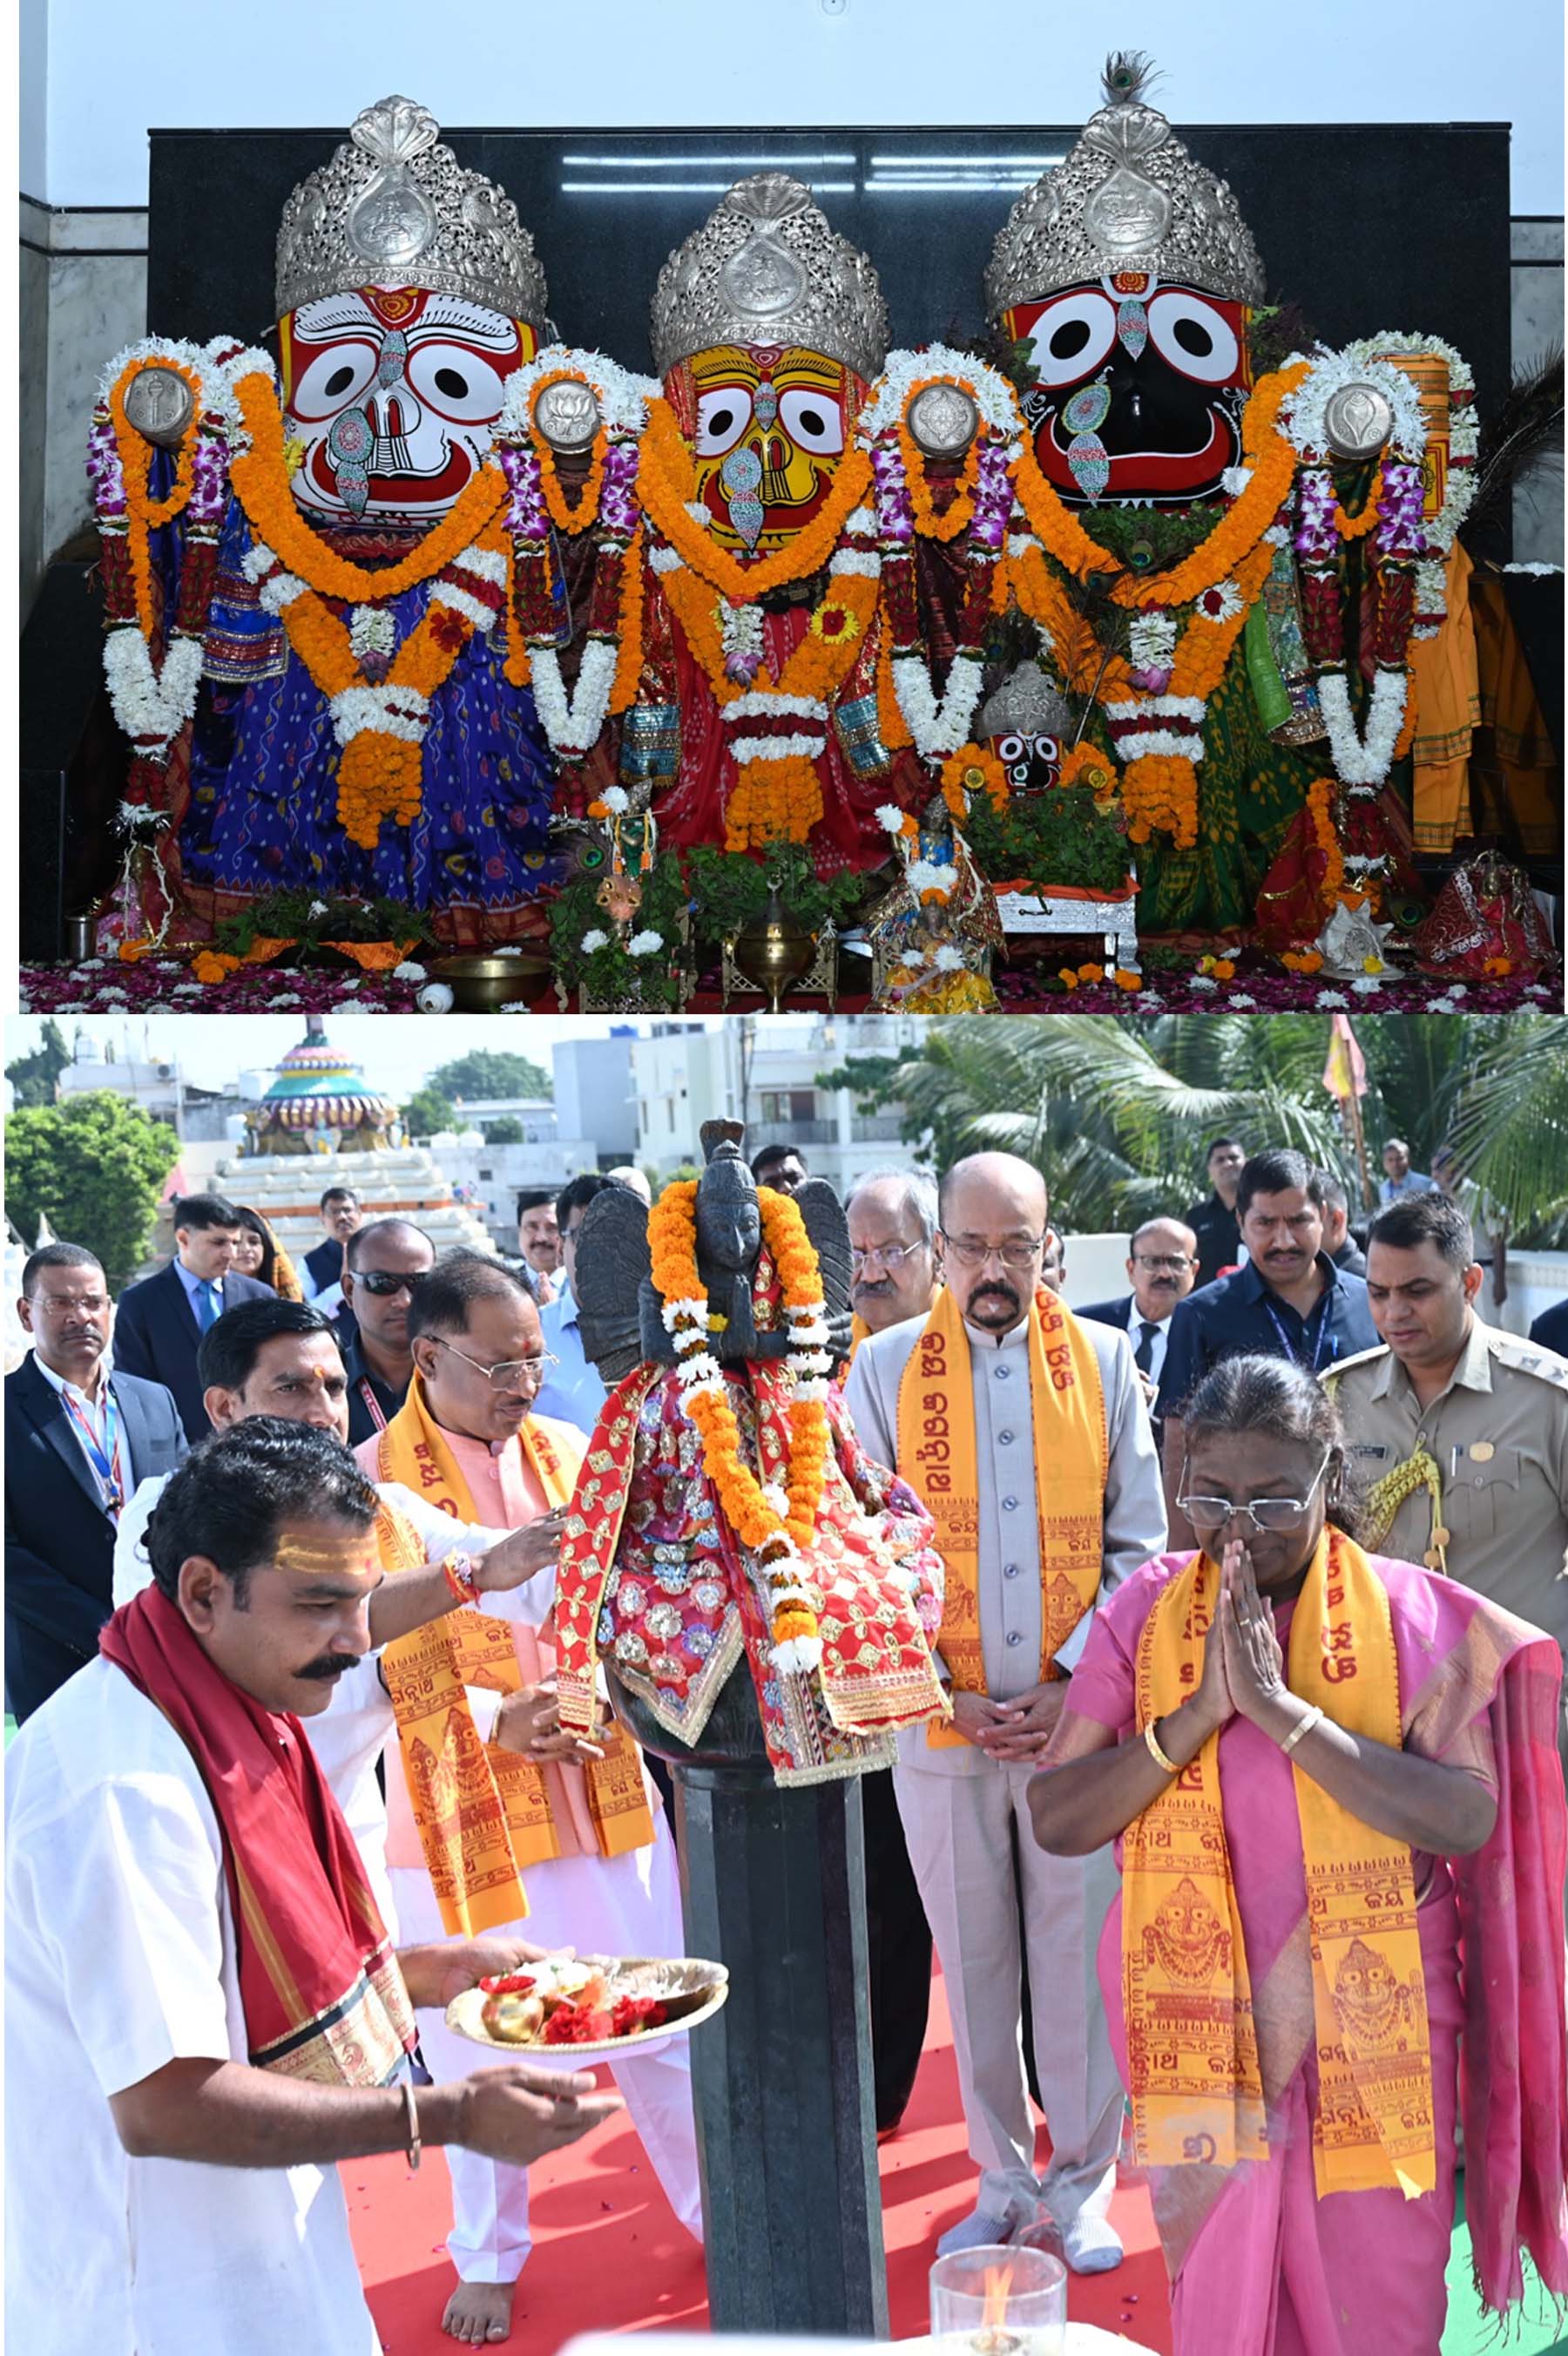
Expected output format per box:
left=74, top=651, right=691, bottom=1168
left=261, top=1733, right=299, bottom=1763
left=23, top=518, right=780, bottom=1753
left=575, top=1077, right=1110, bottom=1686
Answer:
left=631, top=1015, right=919, bottom=1191
left=552, top=1032, right=640, bottom=1163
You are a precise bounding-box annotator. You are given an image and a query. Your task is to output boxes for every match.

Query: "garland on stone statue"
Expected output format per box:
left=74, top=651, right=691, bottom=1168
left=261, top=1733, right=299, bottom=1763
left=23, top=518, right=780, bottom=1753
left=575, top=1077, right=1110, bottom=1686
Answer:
left=646, top=1181, right=834, bottom=1673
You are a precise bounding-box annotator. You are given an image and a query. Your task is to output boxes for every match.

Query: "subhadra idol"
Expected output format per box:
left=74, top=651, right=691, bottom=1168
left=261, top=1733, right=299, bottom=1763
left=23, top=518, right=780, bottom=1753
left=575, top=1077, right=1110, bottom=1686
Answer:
left=610, top=176, right=930, bottom=873
left=987, top=56, right=1476, bottom=951
left=87, top=97, right=571, bottom=950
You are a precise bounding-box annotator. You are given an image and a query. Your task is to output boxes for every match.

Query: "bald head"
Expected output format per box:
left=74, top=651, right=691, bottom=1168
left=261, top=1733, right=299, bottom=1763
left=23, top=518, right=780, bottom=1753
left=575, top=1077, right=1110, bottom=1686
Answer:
left=937, top=1154, right=1049, bottom=1337
left=1126, top=1215, right=1199, bottom=1322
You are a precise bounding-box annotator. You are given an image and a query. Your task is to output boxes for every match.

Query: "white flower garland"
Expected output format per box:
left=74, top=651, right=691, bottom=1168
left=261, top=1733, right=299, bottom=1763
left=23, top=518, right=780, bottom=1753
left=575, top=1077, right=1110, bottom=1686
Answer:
left=1344, top=332, right=1480, bottom=639
left=102, top=628, right=205, bottom=753
left=857, top=345, right=1025, bottom=443
left=529, top=636, right=620, bottom=757
left=728, top=731, right=827, bottom=762
left=496, top=345, right=659, bottom=444
left=1279, top=346, right=1428, bottom=464
left=1317, top=669, right=1408, bottom=787
left=891, top=650, right=988, bottom=758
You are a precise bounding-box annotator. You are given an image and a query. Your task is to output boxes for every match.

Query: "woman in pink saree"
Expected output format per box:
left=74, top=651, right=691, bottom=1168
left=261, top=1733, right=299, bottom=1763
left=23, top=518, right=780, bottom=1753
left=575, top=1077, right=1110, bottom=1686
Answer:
left=1032, top=1353, right=1568, bottom=2356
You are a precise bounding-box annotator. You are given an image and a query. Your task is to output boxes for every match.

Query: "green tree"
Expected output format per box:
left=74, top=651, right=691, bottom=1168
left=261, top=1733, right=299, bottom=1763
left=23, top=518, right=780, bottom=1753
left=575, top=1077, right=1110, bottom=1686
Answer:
left=429, top=1051, right=551, bottom=1105
left=403, top=1086, right=456, bottom=1137
left=824, top=1013, right=1565, bottom=1240
left=483, top=1116, right=526, bottom=1144
left=4, top=1093, right=179, bottom=1288
left=5, top=1019, right=72, bottom=1108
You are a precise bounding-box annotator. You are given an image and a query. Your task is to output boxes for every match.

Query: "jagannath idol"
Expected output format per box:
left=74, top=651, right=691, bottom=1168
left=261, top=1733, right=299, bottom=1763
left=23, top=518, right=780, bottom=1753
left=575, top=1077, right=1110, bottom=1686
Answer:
left=550, top=1123, right=949, bottom=1786
left=86, top=95, right=654, bottom=952
left=978, top=53, right=1478, bottom=954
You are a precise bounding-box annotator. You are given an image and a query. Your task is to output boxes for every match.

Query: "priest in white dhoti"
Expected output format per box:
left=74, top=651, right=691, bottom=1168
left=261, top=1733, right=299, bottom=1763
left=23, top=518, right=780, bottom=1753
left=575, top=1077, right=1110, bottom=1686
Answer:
left=844, top=1153, right=1166, bottom=2271
left=361, top=1250, right=701, bottom=2349
left=4, top=1419, right=619, bottom=2356
left=112, top=1296, right=558, bottom=1929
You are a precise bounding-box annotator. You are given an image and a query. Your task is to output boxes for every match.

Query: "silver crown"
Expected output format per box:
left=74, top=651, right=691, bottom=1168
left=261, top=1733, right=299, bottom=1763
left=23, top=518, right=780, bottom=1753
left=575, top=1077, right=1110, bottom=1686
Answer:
left=985, top=54, right=1265, bottom=317
left=274, top=96, right=549, bottom=324
left=650, top=173, right=888, bottom=382
left=979, top=661, right=1073, bottom=742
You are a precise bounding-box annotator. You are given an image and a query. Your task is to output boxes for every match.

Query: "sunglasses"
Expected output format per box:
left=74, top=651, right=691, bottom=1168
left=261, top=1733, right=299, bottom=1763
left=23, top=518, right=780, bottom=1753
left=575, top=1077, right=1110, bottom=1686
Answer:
left=354, top=1270, right=423, bottom=1297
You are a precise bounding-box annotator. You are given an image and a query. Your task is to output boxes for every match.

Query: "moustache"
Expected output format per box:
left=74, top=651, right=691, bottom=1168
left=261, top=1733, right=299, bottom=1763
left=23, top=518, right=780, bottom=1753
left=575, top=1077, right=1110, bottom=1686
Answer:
left=971, top=1283, right=1020, bottom=1310
left=852, top=1277, right=892, bottom=1296
left=295, top=1655, right=354, bottom=1682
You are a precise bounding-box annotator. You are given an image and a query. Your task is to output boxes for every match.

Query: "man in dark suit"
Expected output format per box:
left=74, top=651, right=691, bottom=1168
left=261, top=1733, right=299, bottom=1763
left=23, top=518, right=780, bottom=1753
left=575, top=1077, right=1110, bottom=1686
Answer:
left=6, top=1242, right=187, bottom=1721
left=111, top=1194, right=273, bottom=1443
left=301, top=1183, right=363, bottom=1303
left=1183, top=1137, right=1246, bottom=1287
left=1529, top=1296, right=1568, bottom=1358
left=1320, top=1173, right=1369, bottom=1277
left=1078, top=1215, right=1200, bottom=1451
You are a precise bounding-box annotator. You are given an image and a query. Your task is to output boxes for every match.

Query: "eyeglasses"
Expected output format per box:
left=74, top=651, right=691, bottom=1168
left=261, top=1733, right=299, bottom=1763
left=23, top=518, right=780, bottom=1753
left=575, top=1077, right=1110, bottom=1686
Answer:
left=850, top=1242, right=927, bottom=1273
left=436, top=1337, right=559, bottom=1390
left=1176, top=1454, right=1330, bottom=1536
left=1132, top=1254, right=1195, bottom=1275
left=354, top=1270, right=423, bottom=1297
left=939, top=1231, right=1046, bottom=1272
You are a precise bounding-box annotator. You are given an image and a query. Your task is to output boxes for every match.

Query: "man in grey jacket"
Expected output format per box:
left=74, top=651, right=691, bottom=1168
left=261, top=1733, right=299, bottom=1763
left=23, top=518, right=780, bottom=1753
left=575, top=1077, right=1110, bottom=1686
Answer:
left=845, top=1153, right=1166, bottom=2274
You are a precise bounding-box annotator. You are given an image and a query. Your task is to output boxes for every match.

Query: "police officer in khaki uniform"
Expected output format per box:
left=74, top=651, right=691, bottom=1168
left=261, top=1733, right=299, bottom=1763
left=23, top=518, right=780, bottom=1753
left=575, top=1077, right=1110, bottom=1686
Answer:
left=1325, top=1193, right=1568, bottom=1762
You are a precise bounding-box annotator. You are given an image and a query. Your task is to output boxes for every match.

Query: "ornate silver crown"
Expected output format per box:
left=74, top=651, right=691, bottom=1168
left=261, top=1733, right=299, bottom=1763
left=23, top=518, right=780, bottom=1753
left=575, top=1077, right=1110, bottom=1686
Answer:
left=979, top=661, right=1073, bottom=742
left=274, top=96, right=549, bottom=324
left=985, top=54, right=1265, bottom=317
left=650, top=173, right=888, bottom=382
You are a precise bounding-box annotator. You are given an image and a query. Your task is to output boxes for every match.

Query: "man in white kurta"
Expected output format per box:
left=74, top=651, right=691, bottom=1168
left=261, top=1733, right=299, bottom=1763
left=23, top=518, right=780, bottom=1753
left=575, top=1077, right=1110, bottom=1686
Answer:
left=845, top=1154, right=1166, bottom=2271
left=364, top=1251, right=700, bottom=2349
left=112, top=1296, right=551, bottom=1929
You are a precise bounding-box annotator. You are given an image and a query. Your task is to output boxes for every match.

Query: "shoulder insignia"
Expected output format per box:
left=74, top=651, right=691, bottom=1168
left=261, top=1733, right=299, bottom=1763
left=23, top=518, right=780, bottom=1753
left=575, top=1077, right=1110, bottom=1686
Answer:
left=1488, top=1331, right=1568, bottom=1391
left=1322, top=1344, right=1390, bottom=1385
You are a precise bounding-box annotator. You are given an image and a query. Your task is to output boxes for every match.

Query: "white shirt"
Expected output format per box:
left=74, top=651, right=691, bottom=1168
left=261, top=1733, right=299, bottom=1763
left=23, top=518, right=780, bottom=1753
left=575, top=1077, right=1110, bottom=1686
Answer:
left=1125, top=1305, right=1173, bottom=1391
left=4, top=1658, right=381, bottom=2356
left=112, top=1474, right=541, bottom=1921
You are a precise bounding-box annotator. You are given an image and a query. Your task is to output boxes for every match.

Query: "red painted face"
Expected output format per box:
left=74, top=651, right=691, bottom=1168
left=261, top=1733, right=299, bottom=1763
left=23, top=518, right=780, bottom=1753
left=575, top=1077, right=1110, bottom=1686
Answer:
left=1004, top=274, right=1251, bottom=507
left=280, top=285, right=537, bottom=521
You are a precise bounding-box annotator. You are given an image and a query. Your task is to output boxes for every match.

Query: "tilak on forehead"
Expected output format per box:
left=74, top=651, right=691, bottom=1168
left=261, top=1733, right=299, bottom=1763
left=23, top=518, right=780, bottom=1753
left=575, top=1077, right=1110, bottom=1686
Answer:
left=273, top=1530, right=382, bottom=1579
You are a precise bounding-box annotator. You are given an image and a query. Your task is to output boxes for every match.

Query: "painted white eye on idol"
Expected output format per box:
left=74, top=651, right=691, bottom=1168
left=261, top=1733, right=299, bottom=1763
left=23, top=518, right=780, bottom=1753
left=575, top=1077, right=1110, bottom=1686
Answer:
left=695, top=384, right=755, bottom=456
left=777, top=386, right=844, bottom=454
left=1146, top=289, right=1242, bottom=383
left=1023, top=288, right=1118, bottom=385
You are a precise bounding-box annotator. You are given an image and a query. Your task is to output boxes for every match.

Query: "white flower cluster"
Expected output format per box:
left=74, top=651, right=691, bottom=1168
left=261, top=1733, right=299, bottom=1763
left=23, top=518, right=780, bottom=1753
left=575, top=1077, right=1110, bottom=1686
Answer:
left=529, top=637, right=619, bottom=758
left=578, top=928, right=610, bottom=954
left=891, top=651, right=987, bottom=758
left=1318, top=669, right=1407, bottom=788
left=328, top=682, right=431, bottom=748
left=101, top=628, right=205, bottom=757
left=496, top=345, right=659, bottom=444
left=349, top=607, right=397, bottom=663
left=1128, top=610, right=1178, bottom=670
left=1280, top=346, right=1427, bottom=465
left=627, top=930, right=665, bottom=957
left=856, top=345, right=1025, bottom=443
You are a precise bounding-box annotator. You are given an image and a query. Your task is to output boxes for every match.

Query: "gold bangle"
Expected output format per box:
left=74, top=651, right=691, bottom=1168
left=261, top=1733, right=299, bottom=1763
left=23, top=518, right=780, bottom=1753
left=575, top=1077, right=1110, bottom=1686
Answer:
left=1144, top=1718, right=1180, bottom=1776
left=401, top=2078, right=422, bottom=2174
left=1280, top=1703, right=1325, bottom=1757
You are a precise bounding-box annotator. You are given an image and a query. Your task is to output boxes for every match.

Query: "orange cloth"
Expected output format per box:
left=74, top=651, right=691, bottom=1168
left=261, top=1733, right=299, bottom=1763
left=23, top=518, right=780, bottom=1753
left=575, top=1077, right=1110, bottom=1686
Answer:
left=1409, top=543, right=1481, bottom=854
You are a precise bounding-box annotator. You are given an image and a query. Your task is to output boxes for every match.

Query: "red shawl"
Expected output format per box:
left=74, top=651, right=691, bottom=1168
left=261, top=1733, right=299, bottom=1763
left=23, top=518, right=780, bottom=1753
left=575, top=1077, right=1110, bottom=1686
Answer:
left=99, top=1585, right=416, bottom=2086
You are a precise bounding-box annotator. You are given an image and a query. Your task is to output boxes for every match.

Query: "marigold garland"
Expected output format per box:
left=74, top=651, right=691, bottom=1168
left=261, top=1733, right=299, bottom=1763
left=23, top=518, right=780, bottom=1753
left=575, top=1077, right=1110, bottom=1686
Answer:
left=229, top=370, right=508, bottom=603
left=1057, top=740, right=1118, bottom=797
left=646, top=1179, right=834, bottom=1665
left=898, top=415, right=980, bottom=542
left=637, top=396, right=873, bottom=600
left=1335, top=465, right=1384, bottom=540
left=1308, top=777, right=1348, bottom=910
left=939, top=745, right=1009, bottom=819
left=107, top=355, right=206, bottom=639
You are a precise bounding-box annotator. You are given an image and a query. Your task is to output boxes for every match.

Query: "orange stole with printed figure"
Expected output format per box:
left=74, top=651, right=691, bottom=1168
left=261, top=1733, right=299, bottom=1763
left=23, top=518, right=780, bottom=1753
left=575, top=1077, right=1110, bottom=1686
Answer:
left=374, top=1380, right=654, bottom=1939
left=896, top=1284, right=1107, bottom=1748
left=1125, top=1530, right=1436, bottom=2199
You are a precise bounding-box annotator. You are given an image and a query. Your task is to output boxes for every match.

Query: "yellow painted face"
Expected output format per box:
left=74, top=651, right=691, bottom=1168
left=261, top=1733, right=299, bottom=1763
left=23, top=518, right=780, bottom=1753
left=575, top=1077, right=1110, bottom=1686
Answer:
left=678, top=343, right=852, bottom=554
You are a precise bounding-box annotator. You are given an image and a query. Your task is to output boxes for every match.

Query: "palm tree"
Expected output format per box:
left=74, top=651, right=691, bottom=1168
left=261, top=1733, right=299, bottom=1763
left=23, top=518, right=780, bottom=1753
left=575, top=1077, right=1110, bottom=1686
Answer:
left=832, top=1013, right=1568, bottom=1244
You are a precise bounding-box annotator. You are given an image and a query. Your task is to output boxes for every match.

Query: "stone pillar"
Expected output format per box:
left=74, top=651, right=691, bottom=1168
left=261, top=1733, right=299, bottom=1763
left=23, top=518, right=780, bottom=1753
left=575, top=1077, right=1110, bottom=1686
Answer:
left=672, top=1757, right=889, bottom=2338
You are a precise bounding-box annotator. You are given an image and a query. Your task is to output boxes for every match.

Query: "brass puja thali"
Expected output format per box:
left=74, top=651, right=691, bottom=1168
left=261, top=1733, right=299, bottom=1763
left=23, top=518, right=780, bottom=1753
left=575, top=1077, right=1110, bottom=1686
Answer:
left=446, top=1953, right=729, bottom=2058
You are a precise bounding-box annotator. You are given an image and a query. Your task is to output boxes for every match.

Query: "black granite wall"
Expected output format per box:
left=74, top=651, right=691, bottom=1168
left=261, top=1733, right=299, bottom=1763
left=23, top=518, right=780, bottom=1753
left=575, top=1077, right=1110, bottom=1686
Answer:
left=146, top=121, right=1513, bottom=424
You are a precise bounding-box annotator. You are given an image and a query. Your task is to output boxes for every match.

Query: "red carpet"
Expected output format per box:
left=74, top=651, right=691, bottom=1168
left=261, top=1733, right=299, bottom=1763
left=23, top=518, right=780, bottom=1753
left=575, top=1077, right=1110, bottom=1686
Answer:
left=349, top=1969, right=1173, bottom=2353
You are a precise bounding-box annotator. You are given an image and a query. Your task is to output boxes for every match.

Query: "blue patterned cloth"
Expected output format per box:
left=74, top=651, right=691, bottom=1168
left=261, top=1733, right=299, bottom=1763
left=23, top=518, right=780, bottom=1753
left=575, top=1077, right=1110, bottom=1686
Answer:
left=176, top=495, right=558, bottom=924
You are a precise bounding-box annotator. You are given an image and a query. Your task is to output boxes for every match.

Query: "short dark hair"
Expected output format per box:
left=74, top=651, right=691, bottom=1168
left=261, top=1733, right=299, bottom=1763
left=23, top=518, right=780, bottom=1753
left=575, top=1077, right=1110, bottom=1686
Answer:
left=173, top=1193, right=244, bottom=1234
left=1179, top=1353, right=1362, bottom=1540
left=144, top=1418, right=376, bottom=1606
left=751, top=1143, right=807, bottom=1181
left=515, top=1188, right=555, bottom=1222
left=407, top=1250, right=533, bottom=1344
left=1316, top=1172, right=1349, bottom=1215
left=1236, top=1149, right=1326, bottom=1222
left=346, top=1216, right=434, bottom=1272
left=555, top=1173, right=613, bottom=1229
left=197, top=1298, right=339, bottom=1393
left=21, top=1242, right=104, bottom=1297
left=320, top=1185, right=361, bottom=1213
left=1206, top=1137, right=1243, bottom=1163
left=1367, top=1193, right=1476, bottom=1271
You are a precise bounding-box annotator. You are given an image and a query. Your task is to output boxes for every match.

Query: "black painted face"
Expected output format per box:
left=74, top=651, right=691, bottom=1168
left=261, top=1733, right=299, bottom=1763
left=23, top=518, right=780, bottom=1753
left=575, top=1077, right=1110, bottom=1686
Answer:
left=1004, top=274, right=1251, bottom=507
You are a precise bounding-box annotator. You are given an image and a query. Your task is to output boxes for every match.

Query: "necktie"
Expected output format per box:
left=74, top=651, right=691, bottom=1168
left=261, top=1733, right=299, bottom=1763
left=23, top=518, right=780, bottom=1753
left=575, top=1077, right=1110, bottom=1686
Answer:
left=198, top=1282, right=221, bottom=1332
left=1134, top=1319, right=1159, bottom=1375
